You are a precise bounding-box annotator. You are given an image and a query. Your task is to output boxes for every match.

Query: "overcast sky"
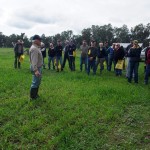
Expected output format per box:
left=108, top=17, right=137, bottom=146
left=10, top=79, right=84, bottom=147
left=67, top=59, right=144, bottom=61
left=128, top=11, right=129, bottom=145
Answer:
left=0, top=0, right=149, bottom=38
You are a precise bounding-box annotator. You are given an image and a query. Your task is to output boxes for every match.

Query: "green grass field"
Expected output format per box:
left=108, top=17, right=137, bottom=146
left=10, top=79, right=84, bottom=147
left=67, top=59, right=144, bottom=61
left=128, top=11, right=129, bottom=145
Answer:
left=0, top=48, right=150, bottom=149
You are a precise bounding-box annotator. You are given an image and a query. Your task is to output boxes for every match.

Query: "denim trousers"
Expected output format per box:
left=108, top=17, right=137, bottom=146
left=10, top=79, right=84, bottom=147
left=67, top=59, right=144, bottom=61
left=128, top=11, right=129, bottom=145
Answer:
left=128, top=61, right=139, bottom=83
left=48, top=56, right=55, bottom=69
left=56, top=56, right=62, bottom=69
left=96, top=58, right=105, bottom=72
left=69, top=56, right=75, bottom=71
left=87, top=59, right=96, bottom=75
left=30, top=66, right=42, bottom=89
left=62, top=53, right=69, bottom=68
left=80, top=56, right=88, bottom=71
left=108, top=55, right=114, bottom=71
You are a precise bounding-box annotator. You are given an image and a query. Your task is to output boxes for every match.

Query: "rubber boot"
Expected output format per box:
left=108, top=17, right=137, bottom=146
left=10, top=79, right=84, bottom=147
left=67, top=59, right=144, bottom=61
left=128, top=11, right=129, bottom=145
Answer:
left=30, top=88, right=38, bottom=100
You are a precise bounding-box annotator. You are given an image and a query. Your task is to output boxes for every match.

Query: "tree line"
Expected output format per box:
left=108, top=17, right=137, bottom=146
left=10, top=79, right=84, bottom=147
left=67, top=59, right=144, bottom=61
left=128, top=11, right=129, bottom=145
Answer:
left=0, top=23, right=150, bottom=48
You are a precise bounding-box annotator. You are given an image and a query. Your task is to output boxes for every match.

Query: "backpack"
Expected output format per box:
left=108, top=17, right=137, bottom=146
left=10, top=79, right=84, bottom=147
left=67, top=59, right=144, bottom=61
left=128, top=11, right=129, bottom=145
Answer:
left=147, top=48, right=150, bottom=64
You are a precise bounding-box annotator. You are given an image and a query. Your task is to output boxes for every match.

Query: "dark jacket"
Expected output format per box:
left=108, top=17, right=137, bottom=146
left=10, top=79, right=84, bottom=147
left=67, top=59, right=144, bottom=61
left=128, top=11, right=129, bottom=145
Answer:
left=128, top=46, right=142, bottom=62
left=107, top=47, right=114, bottom=57
left=88, top=47, right=98, bottom=60
left=55, top=45, right=63, bottom=57
left=126, top=43, right=133, bottom=57
left=145, top=46, right=150, bottom=64
left=41, top=47, right=46, bottom=58
left=14, top=43, right=23, bottom=56
left=114, top=46, right=125, bottom=62
left=68, top=44, right=76, bottom=56
left=97, top=47, right=106, bottom=58
left=48, top=47, right=55, bottom=57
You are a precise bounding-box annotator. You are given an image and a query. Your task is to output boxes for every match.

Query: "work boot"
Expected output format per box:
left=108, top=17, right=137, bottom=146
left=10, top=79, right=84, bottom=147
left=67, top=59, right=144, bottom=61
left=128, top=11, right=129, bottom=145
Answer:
left=30, top=88, right=38, bottom=100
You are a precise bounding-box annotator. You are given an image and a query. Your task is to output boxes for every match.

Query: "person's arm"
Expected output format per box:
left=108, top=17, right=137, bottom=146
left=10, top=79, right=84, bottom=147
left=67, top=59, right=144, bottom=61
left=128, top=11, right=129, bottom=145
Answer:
left=145, top=48, right=148, bottom=63
left=41, top=47, right=45, bottom=52
left=14, top=44, right=17, bottom=53
left=31, top=50, right=41, bottom=76
left=31, top=50, right=38, bottom=70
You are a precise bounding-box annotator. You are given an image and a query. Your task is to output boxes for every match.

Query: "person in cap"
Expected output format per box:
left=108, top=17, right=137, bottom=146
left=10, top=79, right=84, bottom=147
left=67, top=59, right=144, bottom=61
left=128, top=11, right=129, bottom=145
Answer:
left=29, top=35, right=43, bottom=100
left=14, top=39, right=24, bottom=69
left=128, top=40, right=142, bottom=83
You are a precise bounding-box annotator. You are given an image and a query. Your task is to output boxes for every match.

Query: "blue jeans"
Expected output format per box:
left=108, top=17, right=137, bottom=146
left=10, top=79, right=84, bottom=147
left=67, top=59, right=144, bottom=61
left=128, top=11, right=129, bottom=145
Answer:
left=80, top=56, right=87, bottom=71
left=87, top=58, right=96, bottom=75
left=62, top=53, right=69, bottom=68
left=105, top=56, right=109, bottom=70
left=69, top=56, right=75, bottom=71
left=128, top=61, right=139, bottom=83
left=96, top=58, right=105, bottom=72
left=108, top=55, right=114, bottom=71
left=30, top=66, right=42, bottom=88
left=144, top=64, right=150, bottom=84
left=56, top=56, right=62, bottom=70
left=48, top=56, right=55, bottom=69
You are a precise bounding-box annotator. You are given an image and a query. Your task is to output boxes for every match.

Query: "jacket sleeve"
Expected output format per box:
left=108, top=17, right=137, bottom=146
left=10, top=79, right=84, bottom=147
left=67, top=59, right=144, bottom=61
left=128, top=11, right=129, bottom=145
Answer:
left=14, top=44, right=17, bottom=53
left=30, top=49, right=38, bottom=71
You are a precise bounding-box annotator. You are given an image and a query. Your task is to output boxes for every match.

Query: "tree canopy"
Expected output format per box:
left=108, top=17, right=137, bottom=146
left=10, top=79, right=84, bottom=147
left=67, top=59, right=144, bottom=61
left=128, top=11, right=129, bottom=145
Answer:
left=0, top=23, right=150, bottom=48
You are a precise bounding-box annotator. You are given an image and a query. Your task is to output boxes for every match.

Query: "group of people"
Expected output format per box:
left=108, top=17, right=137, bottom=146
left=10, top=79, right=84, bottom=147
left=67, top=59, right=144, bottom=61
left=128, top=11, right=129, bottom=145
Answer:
left=13, top=35, right=150, bottom=100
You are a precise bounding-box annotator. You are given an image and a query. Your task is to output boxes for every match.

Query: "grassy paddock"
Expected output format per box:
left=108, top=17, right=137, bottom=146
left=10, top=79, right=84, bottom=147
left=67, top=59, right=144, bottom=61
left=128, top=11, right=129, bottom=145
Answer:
left=0, top=48, right=150, bottom=149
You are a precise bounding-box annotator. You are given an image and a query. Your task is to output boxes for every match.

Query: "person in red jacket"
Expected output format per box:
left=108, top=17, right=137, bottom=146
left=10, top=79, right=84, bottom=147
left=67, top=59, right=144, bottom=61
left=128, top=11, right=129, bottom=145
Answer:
left=144, top=42, right=150, bottom=85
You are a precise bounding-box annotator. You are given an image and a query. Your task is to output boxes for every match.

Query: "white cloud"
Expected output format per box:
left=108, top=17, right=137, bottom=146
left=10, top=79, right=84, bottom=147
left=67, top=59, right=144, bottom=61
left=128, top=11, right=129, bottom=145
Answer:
left=0, top=0, right=149, bottom=37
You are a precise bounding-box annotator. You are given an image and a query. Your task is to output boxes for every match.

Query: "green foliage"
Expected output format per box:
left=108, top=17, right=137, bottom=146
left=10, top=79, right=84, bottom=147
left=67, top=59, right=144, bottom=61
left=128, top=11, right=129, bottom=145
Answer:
left=1, top=23, right=150, bottom=48
left=0, top=48, right=150, bottom=149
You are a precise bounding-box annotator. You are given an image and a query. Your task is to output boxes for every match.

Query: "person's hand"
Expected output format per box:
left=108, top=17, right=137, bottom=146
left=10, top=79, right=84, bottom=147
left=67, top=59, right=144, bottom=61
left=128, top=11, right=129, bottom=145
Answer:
left=35, top=70, right=41, bottom=77
left=90, top=57, right=93, bottom=61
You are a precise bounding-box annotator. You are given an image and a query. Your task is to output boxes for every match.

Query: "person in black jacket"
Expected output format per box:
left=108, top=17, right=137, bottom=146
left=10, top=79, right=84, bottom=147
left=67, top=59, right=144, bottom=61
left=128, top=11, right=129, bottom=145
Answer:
left=96, top=42, right=106, bottom=74
left=14, top=40, right=24, bottom=69
left=114, top=43, right=125, bottom=76
left=104, top=41, right=109, bottom=70
left=144, top=42, right=150, bottom=84
left=128, top=40, right=142, bottom=83
left=55, top=40, right=63, bottom=72
left=68, top=39, right=76, bottom=71
left=62, top=40, right=70, bottom=70
left=48, top=42, right=55, bottom=70
left=87, top=40, right=98, bottom=75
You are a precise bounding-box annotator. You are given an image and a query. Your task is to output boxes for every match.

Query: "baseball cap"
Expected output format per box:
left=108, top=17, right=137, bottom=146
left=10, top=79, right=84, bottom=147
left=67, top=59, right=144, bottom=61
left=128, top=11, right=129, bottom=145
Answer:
left=32, top=35, right=41, bottom=41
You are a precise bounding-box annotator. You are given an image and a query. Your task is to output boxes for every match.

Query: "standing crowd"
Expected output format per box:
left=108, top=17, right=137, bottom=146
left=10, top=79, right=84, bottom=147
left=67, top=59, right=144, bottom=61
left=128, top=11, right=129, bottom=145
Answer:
left=13, top=35, right=150, bottom=100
